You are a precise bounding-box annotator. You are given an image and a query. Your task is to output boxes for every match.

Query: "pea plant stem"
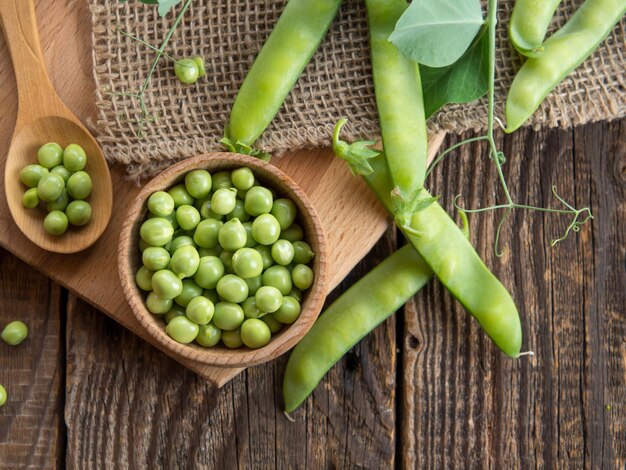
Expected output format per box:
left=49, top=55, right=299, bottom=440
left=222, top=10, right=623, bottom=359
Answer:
left=108, top=0, right=194, bottom=135
left=426, top=0, right=593, bottom=255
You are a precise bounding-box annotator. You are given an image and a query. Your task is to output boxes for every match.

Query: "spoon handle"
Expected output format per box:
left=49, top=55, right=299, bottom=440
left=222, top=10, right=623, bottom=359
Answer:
left=0, top=0, right=60, bottom=125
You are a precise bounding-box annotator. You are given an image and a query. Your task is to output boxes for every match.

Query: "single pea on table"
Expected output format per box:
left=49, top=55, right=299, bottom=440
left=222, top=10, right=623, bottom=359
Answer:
left=135, top=166, right=316, bottom=350
left=19, top=142, right=93, bottom=236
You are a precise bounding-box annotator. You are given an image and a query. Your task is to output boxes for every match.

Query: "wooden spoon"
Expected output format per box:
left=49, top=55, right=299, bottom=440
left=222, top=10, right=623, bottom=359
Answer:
left=0, top=0, right=112, bottom=253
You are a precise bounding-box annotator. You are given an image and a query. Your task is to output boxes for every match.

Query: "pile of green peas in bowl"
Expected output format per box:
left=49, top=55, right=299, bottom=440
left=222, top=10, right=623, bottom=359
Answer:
left=19, top=142, right=93, bottom=235
left=134, top=165, right=318, bottom=351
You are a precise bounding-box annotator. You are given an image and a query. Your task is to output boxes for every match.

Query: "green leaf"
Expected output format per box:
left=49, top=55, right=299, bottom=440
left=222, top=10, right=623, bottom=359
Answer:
left=420, top=26, right=489, bottom=118
left=140, top=0, right=159, bottom=4
left=157, top=0, right=182, bottom=16
left=389, top=0, right=484, bottom=68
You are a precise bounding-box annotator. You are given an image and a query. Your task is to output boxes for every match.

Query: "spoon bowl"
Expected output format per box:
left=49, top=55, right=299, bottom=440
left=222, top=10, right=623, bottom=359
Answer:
left=0, top=0, right=112, bottom=253
left=4, top=116, right=113, bottom=253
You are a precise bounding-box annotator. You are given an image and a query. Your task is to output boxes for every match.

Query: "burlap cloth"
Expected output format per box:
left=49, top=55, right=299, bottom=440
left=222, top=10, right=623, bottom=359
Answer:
left=90, top=0, right=625, bottom=179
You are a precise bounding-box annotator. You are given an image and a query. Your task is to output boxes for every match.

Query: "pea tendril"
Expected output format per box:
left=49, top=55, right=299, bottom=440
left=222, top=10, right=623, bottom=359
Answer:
left=428, top=0, right=593, bottom=256
left=105, top=0, right=194, bottom=136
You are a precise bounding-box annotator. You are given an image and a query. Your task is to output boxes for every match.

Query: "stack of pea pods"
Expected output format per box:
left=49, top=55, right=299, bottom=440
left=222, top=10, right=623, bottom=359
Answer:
left=217, top=0, right=625, bottom=412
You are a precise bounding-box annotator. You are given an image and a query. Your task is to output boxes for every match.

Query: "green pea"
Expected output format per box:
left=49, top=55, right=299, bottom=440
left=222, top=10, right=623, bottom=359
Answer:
left=146, top=291, right=173, bottom=314
left=240, top=318, right=271, bottom=349
left=196, top=323, right=221, bottom=347
left=193, top=218, right=223, bottom=248
left=199, top=199, right=223, bottom=220
left=255, top=286, right=283, bottom=313
left=140, top=218, right=174, bottom=247
left=168, top=184, right=194, bottom=208
left=203, top=289, right=220, bottom=304
left=151, top=269, right=183, bottom=300
left=218, top=218, right=247, bottom=251
left=262, top=265, right=292, bottom=295
left=244, top=186, right=273, bottom=216
left=251, top=214, right=281, bottom=245
left=170, top=245, right=200, bottom=278
left=292, top=264, right=314, bottom=290
left=166, top=316, right=199, bottom=343
left=20, top=164, right=48, bottom=188
left=288, top=288, right=303, bottom=302
left=292, top=241, right=315, bottom=264
left=148, top=191, right=175, bottom=217
left=45, top=189, right=69, bottom=212
left=50, top=165, right=71, bottom=183
left=169, top=235, right=195, bottom=254
left=232, top=247, right=264, bottom=279
left=135, top=266, right=154, bottom=291
left=37, top=173, right=64, bottom=202
left=198, top=246, right=222, bottom=257
left=22, top=188, right=40, bottom=208
left=271, top=239, right=295, bottom=266
left=142, top=247, right=171, bottom=271
left=1, top=320, right=28, bottom=345
left=175, top=279, right=203, bottom=307
left=194, top=256, right=225, bottom=289
left=185, top=169, right=212, bottom=199
left=193, top=56, right=206, bottom=77
left=242, top=222, right=258, bottom=248
left=0, top=385, right=6, bottom=407
left=273, top=296, right=301, bottom=324
left=261, top=314, right=283, bottom=334
left=213, top=302, right=245, bottom=330
left=221, top=328, right=243, bottom=348
left=44, top=210, right=68, bottom=236
left=231, top=167, right=255, bottom=191
left=165, top=304, right=186, bottom=323
left=66, top=200, right=92, bottom=226
left=185, top=296, right=215, bottom=325
left=226, top=199, right=250, bottom=223
left=244, top=275, right=263, bottom=296
left=211, top=171, right=232, bottom=190
left=37, top=142, right=63, bottom=168
left=216, top=274, right=249, bottom=303
left=176, top=205, right=201, bottom=231
left=254, top=245, right=274, bottom=270
left=242, top=296, right=265, bottom=319
left=174, top=58, right=200, bottom=84
left=281, top=223, right=304, bottom=242
left=219, top=250, right=235, bottom=274
left=63, top=143, right=87, bottom=171
left=211, top=188, right=237, bottom=215
left=150, top=210, right=179, bottom=230
left=66, top=171, right=92, bottom=200
left=271, top=198, right=297, bottom=230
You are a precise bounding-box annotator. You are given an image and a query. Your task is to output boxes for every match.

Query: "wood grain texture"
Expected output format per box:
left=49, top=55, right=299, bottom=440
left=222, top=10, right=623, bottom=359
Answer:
left=0, top=0, right=389, bottom=385
left=65, top=228, right=398, bottom=469
left=401, top=120, right=626, bottom=469
left=0, top=248, right=65, bottom=469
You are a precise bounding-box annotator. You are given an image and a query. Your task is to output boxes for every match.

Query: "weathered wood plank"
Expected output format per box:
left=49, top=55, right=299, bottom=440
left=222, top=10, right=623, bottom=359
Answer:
left=0, top=249, right=65, bottom=469
left=65, top=229, right=397, bottom=469
left=401, top=120, right=625, bottom=468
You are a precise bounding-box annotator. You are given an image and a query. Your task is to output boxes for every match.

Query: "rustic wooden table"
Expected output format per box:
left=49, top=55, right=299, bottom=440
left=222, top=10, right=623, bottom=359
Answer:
left=1, top=1, right=624, bottom=468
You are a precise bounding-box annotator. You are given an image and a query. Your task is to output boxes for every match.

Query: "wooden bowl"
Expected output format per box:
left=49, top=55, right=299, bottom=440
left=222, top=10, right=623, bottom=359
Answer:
left=118, top=153, right=328, bottom=368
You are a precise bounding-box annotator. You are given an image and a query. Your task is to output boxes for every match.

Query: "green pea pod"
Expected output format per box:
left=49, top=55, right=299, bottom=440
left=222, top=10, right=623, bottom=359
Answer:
left=225, top=0, right=342, bottom=148
left=366, top=0, right=428, bottom=201
left=283, top=244, right=433, bottom=412
left=364, top=155, right=522, bottom=359
left=509, top=0, right=562, bottom=57
left=506, top=0, right=626, bottom=133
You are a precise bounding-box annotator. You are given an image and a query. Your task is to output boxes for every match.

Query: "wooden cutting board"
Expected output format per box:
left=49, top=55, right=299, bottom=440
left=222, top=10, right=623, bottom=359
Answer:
left=0, top=0, right=442, bottom=386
